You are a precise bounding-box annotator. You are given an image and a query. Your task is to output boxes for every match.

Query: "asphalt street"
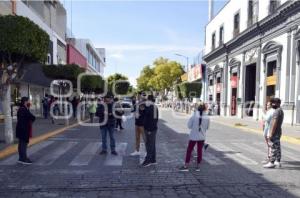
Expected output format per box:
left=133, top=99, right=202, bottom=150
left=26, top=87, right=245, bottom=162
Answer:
left=0, top=108, right=299, bottom=198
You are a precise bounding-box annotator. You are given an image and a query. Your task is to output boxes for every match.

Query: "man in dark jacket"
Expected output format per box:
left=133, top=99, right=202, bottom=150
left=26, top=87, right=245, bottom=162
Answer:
left=16, top=97, right=36, bottom=165
left=96, top=94, right=118, bottom=155
left=142, top=94, right=159, bottom=167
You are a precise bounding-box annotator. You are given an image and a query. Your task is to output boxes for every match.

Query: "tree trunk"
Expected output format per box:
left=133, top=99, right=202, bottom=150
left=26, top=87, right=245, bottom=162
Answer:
left=1, top=84, right=14, bottom=144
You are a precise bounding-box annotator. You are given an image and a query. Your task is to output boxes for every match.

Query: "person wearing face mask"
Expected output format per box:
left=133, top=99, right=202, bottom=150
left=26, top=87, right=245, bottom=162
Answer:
left=16, top=97, right=36, bottom=165
left=263, top=98, right=284, bottom=168
left=261, top=101, right=275, bottom=164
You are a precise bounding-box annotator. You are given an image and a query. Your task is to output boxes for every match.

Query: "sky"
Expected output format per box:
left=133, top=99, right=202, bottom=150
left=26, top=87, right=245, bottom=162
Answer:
left=64, top=0, right=228, bottom=86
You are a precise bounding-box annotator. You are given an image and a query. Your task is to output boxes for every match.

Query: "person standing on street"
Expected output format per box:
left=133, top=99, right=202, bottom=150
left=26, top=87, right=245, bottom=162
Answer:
left=142, top=94, right=159, bottom=167
left=264, top=98, right=284, bottom=168
left=179, top=103, right=210, bottom=172
left=262, top=101, right=275, bottom=164
left=96, top=94, right=118, bottom=155
left=131, top=92, right=146, bottom=156
left=71, top=96, right=79, bottom=119
left=88, top=98, right=97, bottom=123
left=114, top=97, right=124, bottom=131
left=42, top=94, right=49, bottom=119
left=16, top=97, right=36, bottom=165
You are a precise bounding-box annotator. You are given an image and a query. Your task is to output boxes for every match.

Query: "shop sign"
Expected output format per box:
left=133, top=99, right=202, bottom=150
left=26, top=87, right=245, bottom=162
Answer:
left=231, top=76, right=238, bottom=88
left=188, top=64, right=202, bottom=82
left=266, top=75, right=276, bottom=86
left=181, top=73, right=188, bottom=82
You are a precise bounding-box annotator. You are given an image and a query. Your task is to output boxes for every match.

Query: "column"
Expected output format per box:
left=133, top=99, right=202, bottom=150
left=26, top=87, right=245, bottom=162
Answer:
left=240, top=53, right=246, bottom=118
left=222, top=57, right=229, bottom=116
left=254, top=46, right=262, bottom=120
left=275, top=48, right=282, bottom=98
left=284, top=31, right=292, bottom=104
left=290, top=28, right=298, bottom=106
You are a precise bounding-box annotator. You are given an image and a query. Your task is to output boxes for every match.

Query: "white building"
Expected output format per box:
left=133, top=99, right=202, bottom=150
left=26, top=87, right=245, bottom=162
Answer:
left=203, top=0, right=300, bottom=125
left=67, top=38, right=106, bottom=76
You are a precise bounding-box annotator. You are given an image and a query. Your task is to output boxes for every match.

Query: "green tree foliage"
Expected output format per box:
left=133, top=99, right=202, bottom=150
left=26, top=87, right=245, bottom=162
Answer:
left=107, top=73, right=130, bottom=95
left=0, top=15, right=49, bottom=87
left=178, top=82, right=202, bottom=99
left=81, top=75, right=105, bottom=94
left=136, top=65, right=155, bottom=91
left=137, top=57, right=184, bottom=92
left=42, top=64, right=85, bottom=87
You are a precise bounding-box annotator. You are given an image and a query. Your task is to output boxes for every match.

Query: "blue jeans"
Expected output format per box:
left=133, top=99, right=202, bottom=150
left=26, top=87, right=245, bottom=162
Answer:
left=100, top=126, right=116, bottom=151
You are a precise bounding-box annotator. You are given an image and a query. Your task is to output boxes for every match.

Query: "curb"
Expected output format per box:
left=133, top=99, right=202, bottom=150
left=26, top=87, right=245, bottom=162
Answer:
left=0, top=122, right=80, bottom=160
left=212, top=120, right=300, bottom=145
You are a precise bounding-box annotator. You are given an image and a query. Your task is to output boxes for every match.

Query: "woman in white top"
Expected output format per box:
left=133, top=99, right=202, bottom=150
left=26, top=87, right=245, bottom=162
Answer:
left=262, top=101, right=275, bottom=163
left=179, top=103, right=210, bottom=172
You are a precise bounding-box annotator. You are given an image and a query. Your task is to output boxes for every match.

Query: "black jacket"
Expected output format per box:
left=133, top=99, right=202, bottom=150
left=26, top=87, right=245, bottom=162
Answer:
left=135, top=102, right=145, bottom=126
left=96, top=102, right=116, bottom=128
left=16, top=106, right=36, bottom=142
left=143, top=104, right=158, bottom=131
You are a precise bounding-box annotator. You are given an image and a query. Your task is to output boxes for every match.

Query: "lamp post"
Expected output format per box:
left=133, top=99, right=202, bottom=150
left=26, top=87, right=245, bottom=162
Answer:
left=175, top=53, right=189, bottom=73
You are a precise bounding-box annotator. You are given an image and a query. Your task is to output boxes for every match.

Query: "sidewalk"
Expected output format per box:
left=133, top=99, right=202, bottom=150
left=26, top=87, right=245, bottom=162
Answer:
left=211, top=116, right=300, bottom=143
left=0, top=117, right=78, bottom=151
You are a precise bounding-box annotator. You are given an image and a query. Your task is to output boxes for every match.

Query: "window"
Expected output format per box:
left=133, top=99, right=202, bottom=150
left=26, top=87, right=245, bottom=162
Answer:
left=269, top=0, right=280, bottom=14
left=248, top=0, right=259, bottom=27
left=212, top=32, right=216, bottom=50
left=219, top=26, right=224, bottom=46
left=217, top=77, right=221, bottom=83
left=233, top=12, right=240, bottom=37
left=267, top=61, right=277, bottom=77
left=209, top=78, right=214, bottom=86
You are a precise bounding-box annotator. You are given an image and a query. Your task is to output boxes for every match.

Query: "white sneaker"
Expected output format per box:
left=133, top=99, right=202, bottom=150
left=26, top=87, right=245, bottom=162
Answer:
left=130, top=151, right=141, bottom=156
left=263, top=162, right=276, bottom=168
left=274, top=161, right=282, bottom=168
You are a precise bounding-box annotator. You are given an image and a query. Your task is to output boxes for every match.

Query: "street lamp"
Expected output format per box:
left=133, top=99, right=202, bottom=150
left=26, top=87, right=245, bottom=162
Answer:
left=174, top=53, right=189, bottom=73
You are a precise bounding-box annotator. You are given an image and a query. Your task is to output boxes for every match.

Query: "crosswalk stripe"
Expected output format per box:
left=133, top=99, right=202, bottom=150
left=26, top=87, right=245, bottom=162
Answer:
left=36, top=142, right=77, bottom=166
left=211, top=143, right=258, bottom=165
left=0, top=141, right=54, bottom=165
left=203, top=152, right=226, bottom=165
left=104, top=143, right=128, bottom=166
left=254, top=142, right=300, bottom=162
left=231, top=143, right=267, bottom=156
left=69, top=142, right=101, bottom=166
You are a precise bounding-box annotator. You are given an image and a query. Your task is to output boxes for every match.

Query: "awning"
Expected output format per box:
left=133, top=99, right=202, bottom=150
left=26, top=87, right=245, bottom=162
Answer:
left=19, top=63, right=53, bottom=87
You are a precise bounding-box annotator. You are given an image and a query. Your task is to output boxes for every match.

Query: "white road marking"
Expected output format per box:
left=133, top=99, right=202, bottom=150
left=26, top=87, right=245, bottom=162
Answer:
left=36, top=142, right=77, bottom=166
left=203, top=152, right=226, bottom=165
left=104, top=143, right=128, bottom=166
left=0, top=141, right=54, bottom=165
left=69, top=142, right=101, bottom=166
left=211, top=143, right=258, bottom=165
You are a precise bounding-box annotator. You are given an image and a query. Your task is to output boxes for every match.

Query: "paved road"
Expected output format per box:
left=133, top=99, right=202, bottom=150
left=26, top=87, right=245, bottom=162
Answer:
left=0, top=109, right=299, bottom=198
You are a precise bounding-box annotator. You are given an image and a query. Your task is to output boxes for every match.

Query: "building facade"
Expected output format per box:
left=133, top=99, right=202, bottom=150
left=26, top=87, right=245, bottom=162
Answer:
left=203, top=0, right=300, bottom=125
left=0, top=0, right=67, bottom=117
left=67, top=38, right=105, bottom=76
left=67, top=43, right=87, bottom=69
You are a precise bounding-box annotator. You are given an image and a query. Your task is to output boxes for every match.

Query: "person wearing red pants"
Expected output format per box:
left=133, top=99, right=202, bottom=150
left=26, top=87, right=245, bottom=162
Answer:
left=179, top=103, right=210, bottom=172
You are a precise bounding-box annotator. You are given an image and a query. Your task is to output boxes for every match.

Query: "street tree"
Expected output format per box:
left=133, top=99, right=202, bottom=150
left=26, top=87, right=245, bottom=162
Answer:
left=136, top=65, right=155, bottom=91
left=107, top=73, right=130, bottom=96
left=0, top=15, right=49, bottom=143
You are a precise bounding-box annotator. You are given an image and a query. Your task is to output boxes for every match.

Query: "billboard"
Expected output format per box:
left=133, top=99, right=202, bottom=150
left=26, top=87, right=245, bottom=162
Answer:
left=188, top=64, right=202, bottom=82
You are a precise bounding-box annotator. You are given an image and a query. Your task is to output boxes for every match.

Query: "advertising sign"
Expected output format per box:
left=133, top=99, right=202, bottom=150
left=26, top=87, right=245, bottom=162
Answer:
left=188, top=64, right=202, bottom=82
left=231, top=76, right=238, bottom=88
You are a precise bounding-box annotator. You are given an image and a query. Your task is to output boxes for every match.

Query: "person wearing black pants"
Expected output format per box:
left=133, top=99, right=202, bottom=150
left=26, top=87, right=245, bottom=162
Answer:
left=16, top=97, right=36, bottom=165
left=142, top=95, right=159, bottom=167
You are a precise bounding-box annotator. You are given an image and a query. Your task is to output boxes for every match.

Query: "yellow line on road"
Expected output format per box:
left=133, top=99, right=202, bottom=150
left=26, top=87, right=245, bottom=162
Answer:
left=0, top=123, right=80, bottom=160
left=212, top=120, right=300, bottom=145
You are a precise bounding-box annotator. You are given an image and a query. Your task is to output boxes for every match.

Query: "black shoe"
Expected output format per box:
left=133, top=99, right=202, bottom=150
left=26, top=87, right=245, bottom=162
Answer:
left=17, top=159, right=32, bottom=165
left=204, top=144, right=209, bottom=150
left=141, top=161, right=151, bottom=167
left=120, top=127, right=124, bottom=130
left=111, top=151, right=118, bottom=155
left=99, top=150, right=107, bottom=155
left=26, top=158, right=33, bottom=163
left=150, top=160, right=157, bottom=165
left=179, top=166, right=189, bottom=172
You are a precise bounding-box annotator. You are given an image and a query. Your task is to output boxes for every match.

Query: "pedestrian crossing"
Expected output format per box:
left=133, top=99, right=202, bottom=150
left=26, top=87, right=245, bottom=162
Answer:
left=0, top=140, right=299, bottom=167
